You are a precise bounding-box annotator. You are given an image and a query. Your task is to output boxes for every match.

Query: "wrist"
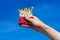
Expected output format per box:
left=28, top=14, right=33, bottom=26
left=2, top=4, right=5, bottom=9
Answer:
left=38, top=21, right=48, bottom=27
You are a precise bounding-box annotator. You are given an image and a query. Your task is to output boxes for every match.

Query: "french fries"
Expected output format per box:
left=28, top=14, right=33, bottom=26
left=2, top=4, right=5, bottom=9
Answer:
left=18, top=6, right=34, bottom=16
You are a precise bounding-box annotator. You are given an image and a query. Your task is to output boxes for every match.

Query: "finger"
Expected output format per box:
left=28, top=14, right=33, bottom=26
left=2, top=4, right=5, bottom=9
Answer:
left=21, top=24, right=31, bottom=28
left=25, top=15, right=34, bottom=22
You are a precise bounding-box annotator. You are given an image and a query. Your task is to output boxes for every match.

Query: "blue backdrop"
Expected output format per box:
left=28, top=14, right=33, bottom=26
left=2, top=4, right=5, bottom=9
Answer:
left=0, top=0, right=60, bottom=40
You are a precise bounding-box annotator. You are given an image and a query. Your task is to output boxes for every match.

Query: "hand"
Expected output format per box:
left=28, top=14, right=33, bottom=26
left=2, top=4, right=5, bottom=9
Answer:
left=21, top=15, right=45, bottom=32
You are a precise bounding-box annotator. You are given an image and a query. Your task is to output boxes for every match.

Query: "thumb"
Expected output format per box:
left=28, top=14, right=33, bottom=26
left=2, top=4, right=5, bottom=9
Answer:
left=25, top=15, right=34, bottom=22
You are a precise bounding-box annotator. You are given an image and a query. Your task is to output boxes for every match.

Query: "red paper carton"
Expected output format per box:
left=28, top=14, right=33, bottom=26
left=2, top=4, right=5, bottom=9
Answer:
left=18, top=7, right=34, bottom=26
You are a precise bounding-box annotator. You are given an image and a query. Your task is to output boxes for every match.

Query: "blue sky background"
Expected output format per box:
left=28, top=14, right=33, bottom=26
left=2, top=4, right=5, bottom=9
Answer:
left=0, top=0, right=60, bottom=40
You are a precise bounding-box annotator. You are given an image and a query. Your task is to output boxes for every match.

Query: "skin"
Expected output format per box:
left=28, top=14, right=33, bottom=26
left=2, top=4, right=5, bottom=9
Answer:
left=21, top=15, right=60, bottom=40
